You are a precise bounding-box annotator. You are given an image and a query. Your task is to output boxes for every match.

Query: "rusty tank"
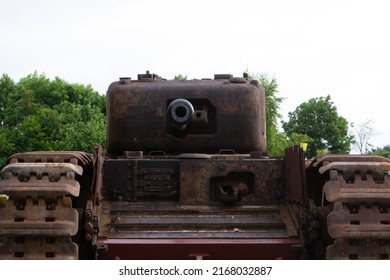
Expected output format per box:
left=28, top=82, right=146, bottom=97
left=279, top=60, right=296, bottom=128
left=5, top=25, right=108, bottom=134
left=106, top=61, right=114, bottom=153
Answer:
left=1, top=71, right=390, bottom=260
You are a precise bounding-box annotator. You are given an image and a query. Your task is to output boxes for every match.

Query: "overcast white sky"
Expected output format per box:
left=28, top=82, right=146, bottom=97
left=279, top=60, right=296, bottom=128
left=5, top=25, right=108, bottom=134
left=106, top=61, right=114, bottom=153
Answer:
left=1, top=0, right=389, bottom=152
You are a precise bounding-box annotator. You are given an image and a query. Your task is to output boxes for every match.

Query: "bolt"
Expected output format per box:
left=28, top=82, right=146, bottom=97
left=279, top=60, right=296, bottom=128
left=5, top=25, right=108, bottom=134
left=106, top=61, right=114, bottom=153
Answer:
left=85, top=222, right=93, bottom=230
left=85, top=211, right=92, bottom=219
left=312, top=209, right=320, bottom=217
left=119, top=77, right=131, bottom=84
left=85, top=234, right=92, bottom=241
left=238, top=184, right=249, bottom=196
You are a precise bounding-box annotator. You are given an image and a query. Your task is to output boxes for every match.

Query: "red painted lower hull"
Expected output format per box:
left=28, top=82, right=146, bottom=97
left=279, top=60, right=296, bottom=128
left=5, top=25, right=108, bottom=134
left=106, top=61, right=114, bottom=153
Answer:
left=97, top=238, right=302, bottom=260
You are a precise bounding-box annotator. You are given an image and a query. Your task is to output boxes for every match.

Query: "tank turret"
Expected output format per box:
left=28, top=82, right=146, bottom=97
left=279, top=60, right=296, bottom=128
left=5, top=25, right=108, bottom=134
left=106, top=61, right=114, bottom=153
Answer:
left=106, top=72, right=266, bottom=155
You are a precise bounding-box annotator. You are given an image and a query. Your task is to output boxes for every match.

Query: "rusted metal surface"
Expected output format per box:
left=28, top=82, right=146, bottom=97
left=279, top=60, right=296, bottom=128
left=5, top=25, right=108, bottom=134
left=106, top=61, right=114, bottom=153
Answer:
left=0, top=237, right=78, bottom=260
left=106, top=72, right=266, bottom=155
left=0, top=152, right=90, bottom=259
left=327, top=203, right=390, bottom=239
left=103, top=159, right=180, bottom=201
left=323, top=161, right=390, bottom=246
left=102, top=202, right=290, bottom=239
left=83, top=145, right=105, bottom=251
left=320, top=161, right=390, bottom=175
left=103, top=155, right=285, bottom=206
left=99, top=72, right=300, bottom=259
left=312, top=154, right=389, bottom=168
left=0, top=197, right=79, bottom=236
left=326, top=239, right=390, bottom=260
left=324, top=171, right=390, bottom=203
left=96, top=152, right=299, bottom=259
left=307, top=155, right=390, bottom=259
left=100, top=73, right=302, bottom=259
left=0, top=163, right=82, bottom=198
left=285, top=145, right=307, bottom=205
left=8, top=151, right=93, bottom=166
left=2, top=162, right=83, bottom=176
left=0, top=178, right=81, bottom=198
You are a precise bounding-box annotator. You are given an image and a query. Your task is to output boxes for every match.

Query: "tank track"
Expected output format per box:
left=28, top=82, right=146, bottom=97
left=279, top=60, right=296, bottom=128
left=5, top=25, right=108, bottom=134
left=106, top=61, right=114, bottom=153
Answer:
left=0, top=152, right=92, bottom=259
left=311, top=155, right=390, bottom=259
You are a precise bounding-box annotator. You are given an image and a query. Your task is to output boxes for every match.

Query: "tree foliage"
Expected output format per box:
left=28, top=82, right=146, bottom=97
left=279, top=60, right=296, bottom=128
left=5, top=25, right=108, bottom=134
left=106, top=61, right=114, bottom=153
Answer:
left=282, top=95, right=353, bottom=158
left=0, top=72, right=106, bottom=166
left=370, top=145, right=390, bottom=159
left=174, top=74, right=187, bottom=80
left=248, top=73, right=286, bottom=156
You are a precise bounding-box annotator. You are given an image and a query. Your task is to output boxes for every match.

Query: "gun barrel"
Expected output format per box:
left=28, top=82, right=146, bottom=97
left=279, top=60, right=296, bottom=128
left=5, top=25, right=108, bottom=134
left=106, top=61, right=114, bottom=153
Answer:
left=167, top=99, right=194, bottom=130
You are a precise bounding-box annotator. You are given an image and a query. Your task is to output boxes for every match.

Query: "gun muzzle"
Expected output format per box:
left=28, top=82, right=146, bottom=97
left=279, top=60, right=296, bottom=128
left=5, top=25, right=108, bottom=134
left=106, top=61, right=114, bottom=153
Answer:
left=167, top=99, right=194, bottom=131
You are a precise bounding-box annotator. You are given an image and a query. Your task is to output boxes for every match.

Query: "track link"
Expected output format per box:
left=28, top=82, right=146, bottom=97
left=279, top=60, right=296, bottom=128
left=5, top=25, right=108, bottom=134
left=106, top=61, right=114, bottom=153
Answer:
left=0, top=152, right=91, bottom=259
left=313, top=155, right=390, bottom=259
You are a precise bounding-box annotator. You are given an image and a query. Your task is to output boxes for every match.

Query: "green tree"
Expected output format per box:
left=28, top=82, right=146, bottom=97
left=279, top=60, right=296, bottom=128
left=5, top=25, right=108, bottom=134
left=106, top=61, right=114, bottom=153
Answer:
left=0, top=72, right=106, bottom=166
left=370, top=145, right=390, bottom=159
left=248, top=72, right=286, bottom=156
left=282, top=95, right=353, bottom=158
left=0, top=128, right=14, bottom=165
left=0, top=74, right=16, bottom=126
